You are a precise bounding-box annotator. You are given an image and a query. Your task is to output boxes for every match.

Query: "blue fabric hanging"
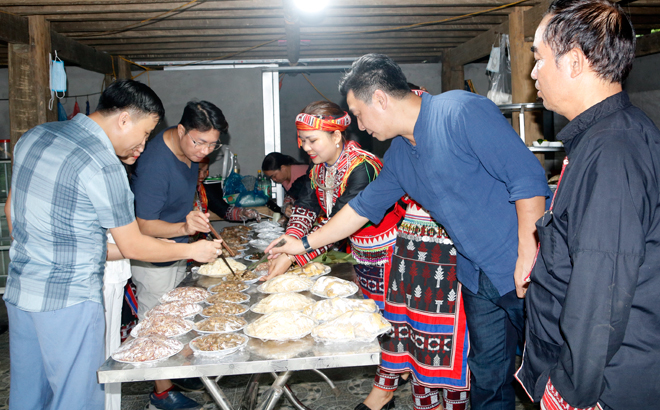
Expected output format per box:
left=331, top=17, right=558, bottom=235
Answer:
left=57, top=101, right=68, bottom=121
left=85, top=100, right=90, bottom=115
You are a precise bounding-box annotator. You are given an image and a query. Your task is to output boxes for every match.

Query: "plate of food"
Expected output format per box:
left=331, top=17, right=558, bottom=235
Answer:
left=257, top=232, right=282, bottom=241
left=196, top=259, right=247, bottom=277
left=287, top=262, right=331, bottom=279
left=244, top=310, right=316, bottom=342
left=190, top=333, right=249, bottom=356
left=112, top=335, right=183, bottom=364
left=248, top=239, right=272, bottom=251
left=311, top=311, right=392, bottom=343
left=200, top=302, right=248, bottom=317
left=145, top=301, right=203, bottom=319
left=159, top=287, right=210, bottom=304
left=257, top=274, right=314, bottom=294
left=130, top=314, right=194, bottom=338
left=208, top=281, right=249, bottom=293
left=205, top=290, right=251, bottom=305
left=193, top=314, right=248, bottom=334
left=310, top=276, right=359, bottom=298
left=249, top=292, right=315, bottom=314
left=303, top=297, right=379, bottom=323
left=243, top=252, right=266, bottom=262
left=222, top=269, right=266, bottom=284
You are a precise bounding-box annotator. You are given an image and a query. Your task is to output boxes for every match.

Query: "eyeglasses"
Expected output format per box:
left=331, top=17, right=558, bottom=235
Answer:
left=188, top=133, right=222, bottom=151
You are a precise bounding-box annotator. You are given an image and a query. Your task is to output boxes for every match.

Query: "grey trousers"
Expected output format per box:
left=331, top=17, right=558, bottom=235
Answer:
left=130, top=259, right=187, bottom=320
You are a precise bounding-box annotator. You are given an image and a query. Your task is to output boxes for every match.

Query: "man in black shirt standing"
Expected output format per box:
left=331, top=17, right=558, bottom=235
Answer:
left=516, top=1, right=660, bottom=409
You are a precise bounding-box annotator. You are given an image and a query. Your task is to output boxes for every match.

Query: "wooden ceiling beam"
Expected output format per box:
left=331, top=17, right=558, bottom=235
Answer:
left=636, top=31, right=660, bottom=57
left=0, top=9, right=114, bottom=74
left=24, top=7, right=514, bottom=21
left=83, top=31, right=481, bottom=47
left=94, top=36, right=469, bottom=51
left=0, top=9, right=29, bottom=44
left=52, top=15, right=507, bottom=33
left=0, top=0, right=536, bottom=7
left=446, top=21, right=509, bottom=66
left=69, top=24, right=492, bottom=41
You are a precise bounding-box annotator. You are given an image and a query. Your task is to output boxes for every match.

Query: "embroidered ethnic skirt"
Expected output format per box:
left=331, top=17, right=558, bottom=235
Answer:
left=380, top=202, right=470, bottom=390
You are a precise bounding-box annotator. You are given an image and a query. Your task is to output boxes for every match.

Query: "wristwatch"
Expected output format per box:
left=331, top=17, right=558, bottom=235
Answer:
left=301, top=236, right=313, bottom=253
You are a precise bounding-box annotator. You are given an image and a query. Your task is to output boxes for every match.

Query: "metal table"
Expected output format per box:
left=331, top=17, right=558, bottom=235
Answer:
left=97, top=263, right=382, bottom=410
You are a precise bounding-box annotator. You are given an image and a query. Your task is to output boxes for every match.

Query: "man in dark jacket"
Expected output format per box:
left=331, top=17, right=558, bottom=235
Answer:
left=515, top=1, right=660, bottom=409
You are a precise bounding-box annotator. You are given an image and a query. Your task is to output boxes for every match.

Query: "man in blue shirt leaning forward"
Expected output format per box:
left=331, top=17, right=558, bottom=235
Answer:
left=266, top=54, right=550, bottom=410
left=4, top=79, right=222, bottom=410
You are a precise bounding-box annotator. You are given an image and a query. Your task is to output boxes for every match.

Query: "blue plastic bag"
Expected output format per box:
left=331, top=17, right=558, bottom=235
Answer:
left=223, top=171, right=245, bottom=196
left=236, top=189, right=268, bottom=207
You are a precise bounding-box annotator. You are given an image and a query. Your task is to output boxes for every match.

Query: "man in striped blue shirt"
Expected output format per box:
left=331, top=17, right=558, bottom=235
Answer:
left=4, top=80, right=222, bottom=410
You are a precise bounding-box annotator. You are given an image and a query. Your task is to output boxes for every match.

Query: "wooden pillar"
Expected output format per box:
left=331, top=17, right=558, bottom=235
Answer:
left=8, top=16, right=55, bottom=156
left=441, top=54, right=464, bottom=92
left=510, top=8, right=543, bottom=144
left=115, top=56, right=132, bottom=80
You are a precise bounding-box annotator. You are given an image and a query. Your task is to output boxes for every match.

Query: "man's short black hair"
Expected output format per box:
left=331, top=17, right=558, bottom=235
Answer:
left=339, top=54, right=411, bottom=102
left=96, top=79, right=165, bottom=120
left=544, top=0, right=636, bottom=83
left=179, top=101, right=229, bottom=135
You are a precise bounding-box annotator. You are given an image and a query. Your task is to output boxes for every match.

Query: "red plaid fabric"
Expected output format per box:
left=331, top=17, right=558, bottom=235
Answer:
left=374, top=367, right=400, bottom=391
left=541, top=378, right=602, bottom=410
left=412, top=383, right=442, bottom=410
left=285, top=206, right=332, bottom=266
left=443, top=389, right=468, bottom=410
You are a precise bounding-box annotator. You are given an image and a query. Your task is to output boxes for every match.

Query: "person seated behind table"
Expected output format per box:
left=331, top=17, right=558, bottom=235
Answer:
left=262, top=152, right=310, bottom=217
left=197, top=157, right=258, bottom=222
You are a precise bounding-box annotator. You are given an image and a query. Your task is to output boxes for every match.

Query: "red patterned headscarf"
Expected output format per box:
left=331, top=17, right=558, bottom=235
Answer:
left=295, top=112, right=351, bottom=147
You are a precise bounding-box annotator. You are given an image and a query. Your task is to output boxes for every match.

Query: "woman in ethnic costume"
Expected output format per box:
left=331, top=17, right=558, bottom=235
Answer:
left=265, top=101, right=404, bottom=313
left=360, top=196, right=470, bottom=410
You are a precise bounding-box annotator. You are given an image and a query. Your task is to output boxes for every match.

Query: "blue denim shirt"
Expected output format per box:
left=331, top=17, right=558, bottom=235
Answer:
left=350, top=91, right=550, bottom=296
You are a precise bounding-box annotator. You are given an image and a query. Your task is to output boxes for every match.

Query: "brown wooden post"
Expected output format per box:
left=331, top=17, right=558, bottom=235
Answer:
left=510, top=8, right=543, bottom=143
left=441, top=54, right=464, bottom=92
left=509, top=7, right=544, bottom=166
left=115, top=56, right=132, bottom=80
left=8, top=16, right=55, bottom=157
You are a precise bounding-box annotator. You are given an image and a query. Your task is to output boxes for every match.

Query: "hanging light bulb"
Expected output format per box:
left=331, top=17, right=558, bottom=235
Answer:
left=293, top=0, right=329, bottom=13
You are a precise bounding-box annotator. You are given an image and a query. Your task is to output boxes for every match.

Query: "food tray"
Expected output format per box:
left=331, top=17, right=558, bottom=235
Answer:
left=208, top=281, right=249, bottom=293
left=130, top=315, right=194, bottom=338
left=189, top=333, right=249, bottom=356
left=193, top=314, right=248, bottom=334
left=205, top=291, right=251, bottom=305
left=112, top=335, right=184, bottom=364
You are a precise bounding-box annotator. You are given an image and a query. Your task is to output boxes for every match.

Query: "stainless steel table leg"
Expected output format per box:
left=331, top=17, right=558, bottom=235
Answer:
left=201, top=375, right=234, bottom=410
left=311, top=369, right=340, bottom=396
left=254, top=371, right=293, bottom=410
left=240, top=373, right=262, bottom=410
left=282, top=384, right=313, bottom=410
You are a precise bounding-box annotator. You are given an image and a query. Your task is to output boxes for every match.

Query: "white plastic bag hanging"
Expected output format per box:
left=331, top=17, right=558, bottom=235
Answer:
left=486, top=34, right=512, bottom=105
left=48, top=51, right=67, bottom=110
